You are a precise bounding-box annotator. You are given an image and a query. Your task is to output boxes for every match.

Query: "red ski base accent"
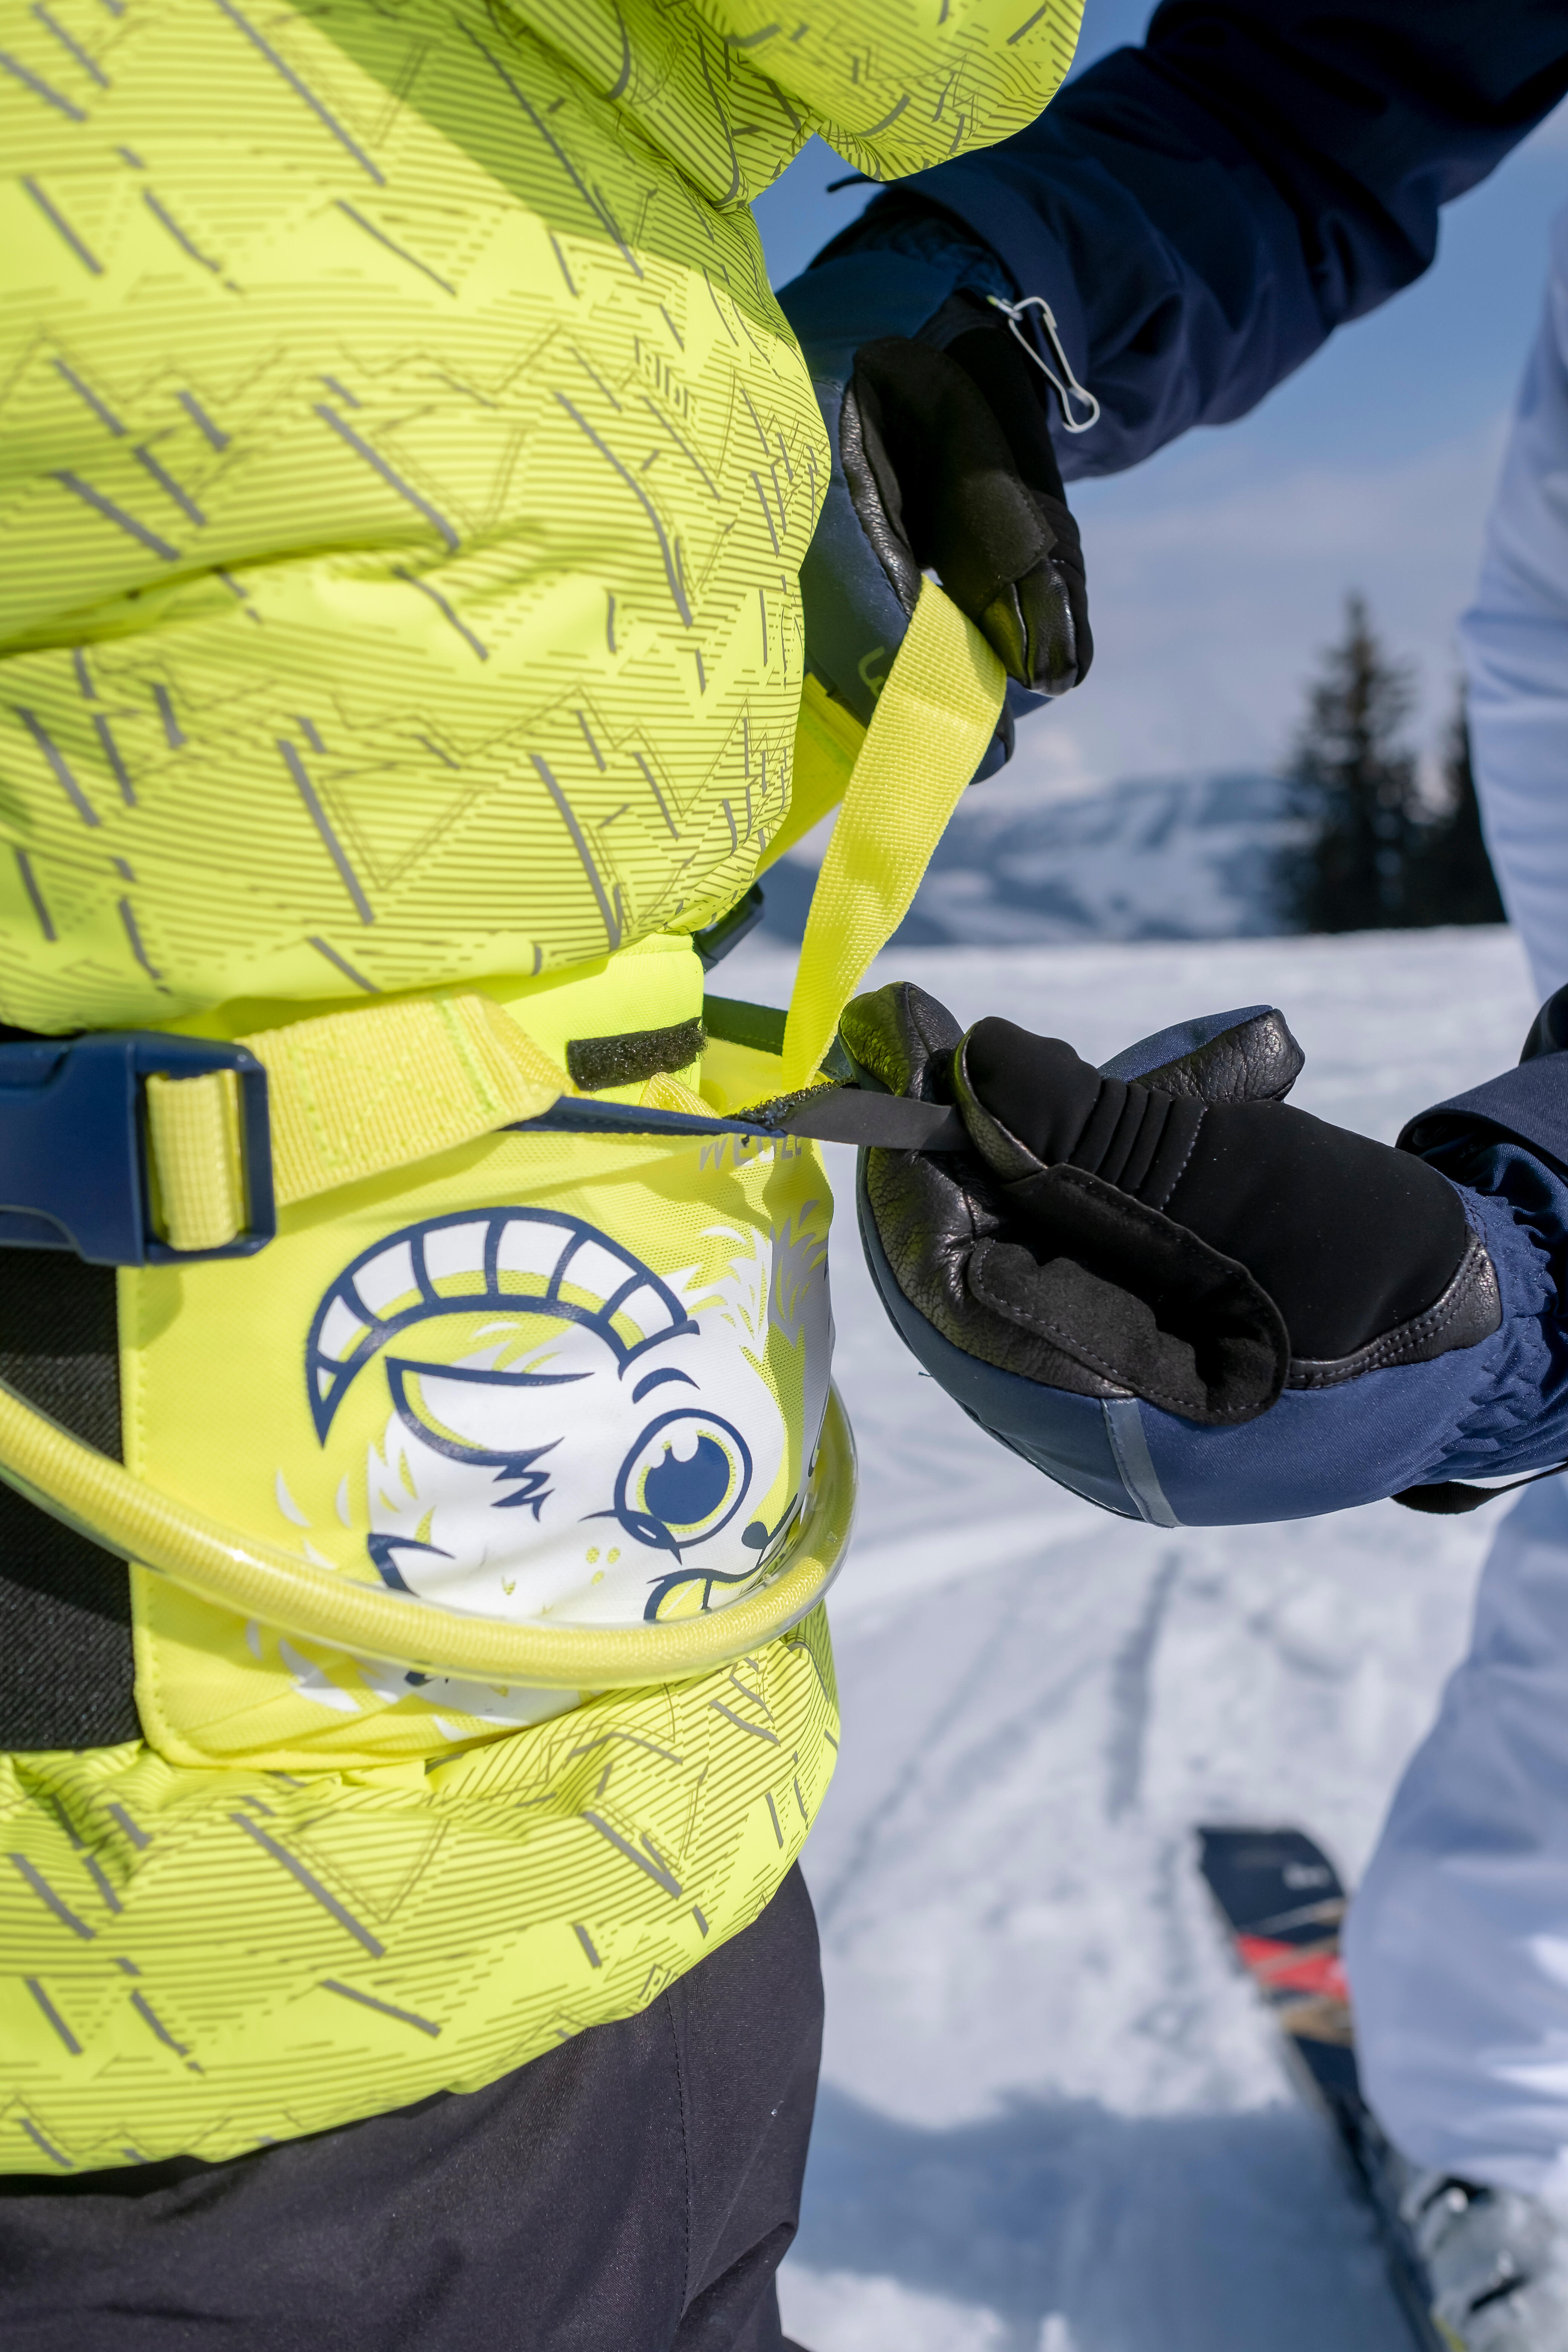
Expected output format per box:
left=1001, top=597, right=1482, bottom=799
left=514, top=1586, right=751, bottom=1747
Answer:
left=1237, top=1931, right=1351, bottom=2003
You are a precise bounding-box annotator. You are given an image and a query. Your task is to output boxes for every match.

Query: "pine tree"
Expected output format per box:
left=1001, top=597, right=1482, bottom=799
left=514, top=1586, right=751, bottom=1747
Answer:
left=1403, top=697, right=1507, bottom=925
left=1275, top=595, right=1423, bottom=933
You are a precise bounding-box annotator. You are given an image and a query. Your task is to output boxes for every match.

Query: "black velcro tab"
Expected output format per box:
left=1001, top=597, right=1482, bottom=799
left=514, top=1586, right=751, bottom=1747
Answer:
left=566, top=1018, right=706, bottom=1093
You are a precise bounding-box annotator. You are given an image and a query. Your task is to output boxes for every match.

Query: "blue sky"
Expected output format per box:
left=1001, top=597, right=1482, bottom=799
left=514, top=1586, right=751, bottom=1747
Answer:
left=751, top=2, right=1568, bottom=798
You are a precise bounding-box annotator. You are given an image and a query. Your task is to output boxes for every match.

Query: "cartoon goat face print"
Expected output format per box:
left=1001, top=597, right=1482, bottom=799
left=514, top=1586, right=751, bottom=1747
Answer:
left=305, top=1209, right=798, bottom=1627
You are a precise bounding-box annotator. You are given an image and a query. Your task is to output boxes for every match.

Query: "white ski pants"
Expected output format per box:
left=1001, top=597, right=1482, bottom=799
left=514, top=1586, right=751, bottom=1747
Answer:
left=1346, top=201, right=1568, bottom=2197
left=1347, top=1479, right=1568, bottom=2197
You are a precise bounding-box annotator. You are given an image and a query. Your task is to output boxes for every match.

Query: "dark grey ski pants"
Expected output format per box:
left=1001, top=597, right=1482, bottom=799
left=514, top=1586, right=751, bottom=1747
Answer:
left=0, top=1864, right=822, bottom=2351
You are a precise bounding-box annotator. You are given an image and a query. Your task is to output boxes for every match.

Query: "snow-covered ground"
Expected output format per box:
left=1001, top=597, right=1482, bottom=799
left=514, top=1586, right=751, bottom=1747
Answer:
left=715, top=923, right=1541, bottom=2352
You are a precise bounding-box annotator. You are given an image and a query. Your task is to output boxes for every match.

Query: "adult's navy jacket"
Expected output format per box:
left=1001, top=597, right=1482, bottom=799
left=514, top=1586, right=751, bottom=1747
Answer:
left=795, top=0, right=1568, bottom=482
left=778, top=3, right=1568, bottom=1528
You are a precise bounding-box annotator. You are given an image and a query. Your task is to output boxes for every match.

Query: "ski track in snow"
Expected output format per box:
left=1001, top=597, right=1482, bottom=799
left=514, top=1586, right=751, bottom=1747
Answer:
left=713, top=926, right=1540, bottom=2352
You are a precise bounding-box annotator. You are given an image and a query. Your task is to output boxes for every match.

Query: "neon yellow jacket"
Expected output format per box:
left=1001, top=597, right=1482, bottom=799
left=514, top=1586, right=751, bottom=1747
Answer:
left=0, top=0, right=1080, bottom=2173
left=0, top=0, right=1080, bottom=1031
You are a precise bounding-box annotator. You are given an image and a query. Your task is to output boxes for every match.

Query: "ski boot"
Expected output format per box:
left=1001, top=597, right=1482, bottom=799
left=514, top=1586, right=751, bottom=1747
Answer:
left=1403, top=2173, right=1568, bottom=2349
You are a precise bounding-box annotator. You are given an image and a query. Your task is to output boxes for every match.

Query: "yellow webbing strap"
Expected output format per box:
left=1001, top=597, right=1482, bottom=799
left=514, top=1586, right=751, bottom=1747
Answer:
left=145, top=1068, right=245, bottom=1255
left=252, top=992, right=569, bottom=1207
left=0, top=1373, right=854, bottom=1686
left=781, top=580, right=1006, bottom=1090
left=151, top=993, right=571, bottom=1252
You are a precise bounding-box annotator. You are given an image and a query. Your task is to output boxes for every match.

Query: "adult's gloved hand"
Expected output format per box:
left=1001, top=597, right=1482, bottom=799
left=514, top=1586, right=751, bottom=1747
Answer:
left=835, top=294, right=1090, bottom=698
left=779, top=239, right=1091, bottom=773
left=841, top=983, right=1520, bottom=1528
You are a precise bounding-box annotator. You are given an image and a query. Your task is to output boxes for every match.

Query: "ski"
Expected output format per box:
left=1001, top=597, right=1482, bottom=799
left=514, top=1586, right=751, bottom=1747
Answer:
left=1197, top=1825, right=1454, bottom=2352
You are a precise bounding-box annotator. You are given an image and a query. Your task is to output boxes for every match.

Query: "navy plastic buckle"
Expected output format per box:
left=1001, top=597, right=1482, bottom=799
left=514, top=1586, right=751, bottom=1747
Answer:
left=0, top=1034, right=275, bottom=1266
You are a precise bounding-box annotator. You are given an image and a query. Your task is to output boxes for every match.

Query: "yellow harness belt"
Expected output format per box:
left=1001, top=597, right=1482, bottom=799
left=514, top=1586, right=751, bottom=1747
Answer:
left=0, top=586, right=1003, bottom=2174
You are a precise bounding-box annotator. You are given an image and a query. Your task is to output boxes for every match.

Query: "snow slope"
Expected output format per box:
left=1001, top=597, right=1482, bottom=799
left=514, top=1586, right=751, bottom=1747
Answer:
left=712, top=923, right=1540, bottom=2352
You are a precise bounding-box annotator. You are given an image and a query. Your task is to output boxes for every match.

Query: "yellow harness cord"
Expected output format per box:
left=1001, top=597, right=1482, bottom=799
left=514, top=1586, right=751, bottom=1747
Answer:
left=0, top=1375, right=854, bottom=1689
left=0, top=582, right=1001, bottom=1685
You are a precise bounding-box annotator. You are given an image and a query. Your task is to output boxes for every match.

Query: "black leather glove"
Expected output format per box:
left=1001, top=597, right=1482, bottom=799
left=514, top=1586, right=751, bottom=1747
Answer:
left=840, top=295, right=1090, bottom=697
left=842, top=984, right=1501, bottom=1427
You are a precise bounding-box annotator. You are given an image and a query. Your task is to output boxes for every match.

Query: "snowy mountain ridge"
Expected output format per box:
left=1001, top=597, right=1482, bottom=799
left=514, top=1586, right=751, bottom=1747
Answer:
left=760, top=768, right=1307, bottom=948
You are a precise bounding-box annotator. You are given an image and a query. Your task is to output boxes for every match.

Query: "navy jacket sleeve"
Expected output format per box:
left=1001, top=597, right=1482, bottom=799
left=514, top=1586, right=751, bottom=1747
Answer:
left=815, top=2, right=1568, bottom=481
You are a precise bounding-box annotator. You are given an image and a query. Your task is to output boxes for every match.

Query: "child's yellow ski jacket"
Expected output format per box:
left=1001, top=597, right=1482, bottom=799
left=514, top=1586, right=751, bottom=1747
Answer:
left=0, top=0, right=1080, bottom=2171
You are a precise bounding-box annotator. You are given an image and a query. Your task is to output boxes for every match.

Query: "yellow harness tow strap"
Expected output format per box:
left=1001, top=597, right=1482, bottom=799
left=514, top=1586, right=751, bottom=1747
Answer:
left=782, top=580, right=1006, bottom=1090
left=0, top=580, right=995, bottom=1684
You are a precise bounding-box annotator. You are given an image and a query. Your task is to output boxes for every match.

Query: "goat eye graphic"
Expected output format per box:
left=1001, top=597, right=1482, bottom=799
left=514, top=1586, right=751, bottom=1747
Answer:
left=614, top=1411, right=752, bottom=1555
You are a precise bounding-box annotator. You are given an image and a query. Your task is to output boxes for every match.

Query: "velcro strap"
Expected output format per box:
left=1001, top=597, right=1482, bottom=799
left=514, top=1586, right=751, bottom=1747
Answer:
left=152, top=994, right=571, bottom=1251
